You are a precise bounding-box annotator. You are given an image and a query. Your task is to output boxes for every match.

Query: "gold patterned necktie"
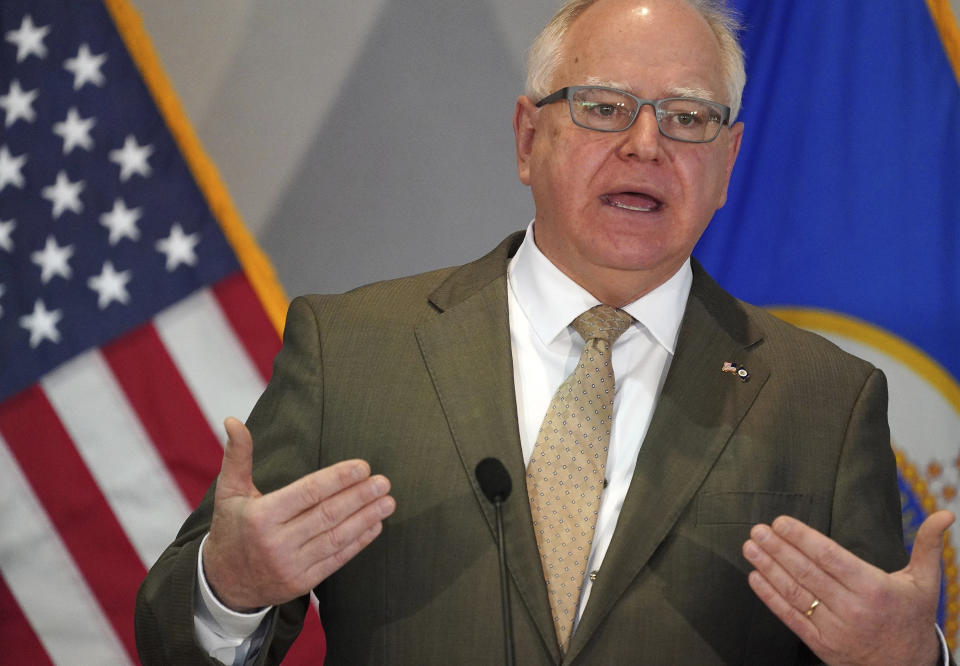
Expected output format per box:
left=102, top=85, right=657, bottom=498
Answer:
left=526, top=304, right=634, bottom=653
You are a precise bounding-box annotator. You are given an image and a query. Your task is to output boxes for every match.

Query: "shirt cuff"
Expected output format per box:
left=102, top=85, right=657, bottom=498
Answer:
left=935, top=622, right=950, bottom=666
left=196, top=532, right=272, bottom=637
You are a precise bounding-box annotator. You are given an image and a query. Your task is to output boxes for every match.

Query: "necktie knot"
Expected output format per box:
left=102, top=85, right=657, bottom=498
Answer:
left=572, top=304, right=633, bottom=345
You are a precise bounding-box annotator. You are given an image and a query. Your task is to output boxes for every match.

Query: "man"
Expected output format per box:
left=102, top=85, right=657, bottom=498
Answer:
left=136, top=0, right=953, bottom=663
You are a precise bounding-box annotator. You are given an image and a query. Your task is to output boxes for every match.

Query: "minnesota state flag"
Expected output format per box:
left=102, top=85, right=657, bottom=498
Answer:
left=696, top=0, right=960, bottom=655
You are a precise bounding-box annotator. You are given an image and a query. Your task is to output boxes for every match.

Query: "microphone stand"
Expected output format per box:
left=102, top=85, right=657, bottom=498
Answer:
left=475, top=457, right=515, bottom=666
left=493, top=496, right=515, bottom=666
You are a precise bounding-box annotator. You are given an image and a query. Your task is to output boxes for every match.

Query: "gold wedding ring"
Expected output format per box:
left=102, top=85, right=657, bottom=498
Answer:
left=804, top=599, right=820, bottom=617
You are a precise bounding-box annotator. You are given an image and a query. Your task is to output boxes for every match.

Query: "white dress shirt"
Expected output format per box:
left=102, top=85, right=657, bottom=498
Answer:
left=507, top=222, right=690, bottom=624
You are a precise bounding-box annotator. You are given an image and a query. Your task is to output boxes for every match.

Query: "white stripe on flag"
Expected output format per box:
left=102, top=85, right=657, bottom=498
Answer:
left=41, top=350, right=192, bottom=569
left=0, top=434, right=131, bottom=666
left=155, top=288, right=267, bottom=442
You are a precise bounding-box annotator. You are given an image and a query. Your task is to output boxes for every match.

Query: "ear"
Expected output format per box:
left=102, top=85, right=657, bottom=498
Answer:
left=718, top=120, right=744, bottom=207
left=513, top=95, right=539, bottom=186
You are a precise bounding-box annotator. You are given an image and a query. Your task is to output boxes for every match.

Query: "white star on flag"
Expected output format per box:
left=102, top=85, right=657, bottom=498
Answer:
left=53, top=107, right=96, bottom=154
left=4, top=14, right=50, bottom=63
left=155, top=223, right=200, bottom=271
left=0, top=145, right=27, bottom=192
left=63, top=43, right=107, bottom=90
left=41, top=170, right=85, bottom=218
left=87, top=261, right=132, bottom=310
left=109, top=134, right=153, bottom=182
left=18, top=299, right=63, bottom=348
left=99, top=198, right=142, bottom=245
left=0, top=219, right=15, bottom=252
left=0, top=79, right=39, bottom=127
left=30, top=235, right=75, bottom=284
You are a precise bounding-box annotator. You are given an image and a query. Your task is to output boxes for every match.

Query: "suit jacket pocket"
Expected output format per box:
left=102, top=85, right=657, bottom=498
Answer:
left=695, top=491, right=818, bottom=526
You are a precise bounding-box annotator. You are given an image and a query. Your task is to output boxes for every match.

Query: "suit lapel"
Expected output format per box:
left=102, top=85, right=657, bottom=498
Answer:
left=414, top=233, right=560, bottom=661
left=566, top=264, right=770, bottom=663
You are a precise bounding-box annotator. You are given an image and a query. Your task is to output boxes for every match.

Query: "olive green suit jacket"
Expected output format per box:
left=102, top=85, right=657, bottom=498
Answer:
left=136, top=232, right=906, bottom=664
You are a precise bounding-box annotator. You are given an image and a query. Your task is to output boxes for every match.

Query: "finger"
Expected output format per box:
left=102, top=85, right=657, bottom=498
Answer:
left=300, top=493, right=396, bottom=568
left=905, top=510, right=954, bottom=585
left=768, top=515, right=880, bottom=592
left=284, top=474, right=393, bottom=545
left=743, top=529, right=834, bottom=613
left=217, top=417, right=260, bottom=498
left=304, top=520, right=389, bottom=586
left=747, top=569, right=831, bottom=655
left=265, top=458, right=374, bottom=521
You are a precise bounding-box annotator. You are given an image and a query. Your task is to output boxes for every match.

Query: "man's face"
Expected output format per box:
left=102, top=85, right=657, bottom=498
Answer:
left=514, top=0, right=744, bottom=304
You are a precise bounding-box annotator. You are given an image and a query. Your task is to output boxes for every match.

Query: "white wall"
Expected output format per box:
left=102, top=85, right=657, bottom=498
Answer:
left=131, top=0, right=960, bottom=297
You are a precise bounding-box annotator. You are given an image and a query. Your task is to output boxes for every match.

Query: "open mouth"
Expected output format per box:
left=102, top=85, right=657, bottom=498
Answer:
left=601, top=192, right=664, bottom=212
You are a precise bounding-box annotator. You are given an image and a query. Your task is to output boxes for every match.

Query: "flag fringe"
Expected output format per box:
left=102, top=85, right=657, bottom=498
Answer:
left=927, top=0, right=960, bottom=87
left=101, top=0, right=289, bottom=336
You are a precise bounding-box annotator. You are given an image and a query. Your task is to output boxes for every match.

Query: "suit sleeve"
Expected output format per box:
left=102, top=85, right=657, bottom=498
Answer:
left=790, top=367, right=907, bottom=666
left=830, top=369, right=956, bottom=665
left=135, top=297, right=328, bottom=665
left=828, top=367, right=908, bottom=573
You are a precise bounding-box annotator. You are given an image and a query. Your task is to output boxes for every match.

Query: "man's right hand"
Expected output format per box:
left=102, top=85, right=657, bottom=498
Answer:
left=202, top=417, right=396, bottom=612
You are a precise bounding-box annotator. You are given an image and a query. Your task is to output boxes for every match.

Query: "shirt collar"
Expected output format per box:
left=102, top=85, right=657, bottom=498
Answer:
left=508, top=221, right=691, bottom=354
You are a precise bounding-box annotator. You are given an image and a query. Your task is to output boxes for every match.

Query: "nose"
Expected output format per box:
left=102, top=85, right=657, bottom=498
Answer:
left=617, top=104, right=662, bottom=161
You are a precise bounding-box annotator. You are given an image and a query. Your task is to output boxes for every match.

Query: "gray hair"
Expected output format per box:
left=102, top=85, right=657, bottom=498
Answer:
left=525, top=0, right=746, bottom=121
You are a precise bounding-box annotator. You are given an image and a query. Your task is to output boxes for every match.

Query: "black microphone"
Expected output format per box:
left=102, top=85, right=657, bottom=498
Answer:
left=476, top=457, right=512, bottom=503
left=475, top=458, right=515, bottom=666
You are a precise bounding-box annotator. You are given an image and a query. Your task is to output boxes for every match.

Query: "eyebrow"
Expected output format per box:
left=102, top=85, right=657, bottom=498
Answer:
left=667, top=86, right=716, bottom=100
left=581, top=77, right=717, bottom=101
left=584, top=76, right=628, bottom=89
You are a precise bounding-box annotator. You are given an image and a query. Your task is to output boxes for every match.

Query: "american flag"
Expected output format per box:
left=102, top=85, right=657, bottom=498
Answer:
left=0, top=1, right=324, bottom=662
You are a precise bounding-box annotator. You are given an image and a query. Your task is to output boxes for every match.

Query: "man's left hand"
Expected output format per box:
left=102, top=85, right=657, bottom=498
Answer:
left=743, top=510, right=954, bottom=666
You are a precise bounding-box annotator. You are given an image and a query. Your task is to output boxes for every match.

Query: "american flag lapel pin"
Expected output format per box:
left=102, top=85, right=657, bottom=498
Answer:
left=722, top=361, right=750, bottom=382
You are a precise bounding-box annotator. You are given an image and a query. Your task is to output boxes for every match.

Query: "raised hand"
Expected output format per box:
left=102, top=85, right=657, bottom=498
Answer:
left=202, top=417, right=396, bottom=612
left=743, top=511, right=954, bottom=666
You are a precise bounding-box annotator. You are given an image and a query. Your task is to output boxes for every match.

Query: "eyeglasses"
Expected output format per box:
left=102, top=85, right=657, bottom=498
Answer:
left=535, top=85, right=731, bottom=143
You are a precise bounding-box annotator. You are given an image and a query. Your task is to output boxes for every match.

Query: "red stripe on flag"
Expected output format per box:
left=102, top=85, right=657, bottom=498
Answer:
left=102, top=322, right=224, bottom=508
left=0, top=573, right=54, bottom=666
left=283, top=602, right=327, bottom=664
left=213, top=272, right=282, bottom=383
left=0, top=386, right=143, bottom=663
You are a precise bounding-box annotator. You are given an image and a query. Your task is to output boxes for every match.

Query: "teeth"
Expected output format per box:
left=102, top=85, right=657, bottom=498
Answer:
left=610, top=199, right=657, bottom=212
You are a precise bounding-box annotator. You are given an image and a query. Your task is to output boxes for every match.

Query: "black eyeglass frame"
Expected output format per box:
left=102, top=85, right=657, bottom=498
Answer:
left=535, top=85, right=732, bottom=144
